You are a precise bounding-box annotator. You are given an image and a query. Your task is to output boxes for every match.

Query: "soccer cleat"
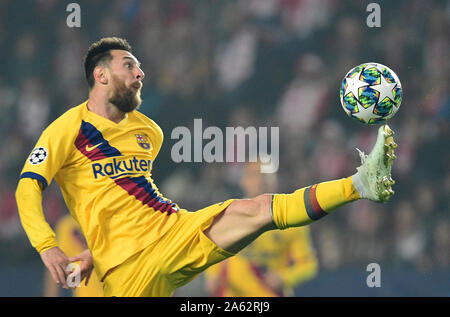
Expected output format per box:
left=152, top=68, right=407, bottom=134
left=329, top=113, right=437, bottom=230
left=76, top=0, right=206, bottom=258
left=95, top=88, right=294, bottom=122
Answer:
left=352, top=124, right=397, bottom=202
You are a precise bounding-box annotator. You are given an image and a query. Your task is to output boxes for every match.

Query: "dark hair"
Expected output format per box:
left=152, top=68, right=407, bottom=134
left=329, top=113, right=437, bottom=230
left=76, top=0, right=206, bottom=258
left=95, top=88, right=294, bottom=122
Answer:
left=84, top=37, right=132, bottom=88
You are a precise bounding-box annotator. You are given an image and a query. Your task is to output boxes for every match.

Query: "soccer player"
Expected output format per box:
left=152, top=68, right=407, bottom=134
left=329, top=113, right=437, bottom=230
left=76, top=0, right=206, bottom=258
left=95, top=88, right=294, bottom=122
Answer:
left=205, top=162, right=318, bottom=297
left=15, top=37, right=397, bottom=297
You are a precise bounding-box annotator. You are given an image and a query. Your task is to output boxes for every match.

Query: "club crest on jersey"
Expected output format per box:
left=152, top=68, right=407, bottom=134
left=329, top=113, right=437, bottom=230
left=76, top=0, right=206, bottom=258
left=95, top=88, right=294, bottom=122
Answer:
left=135, top=134, right=151, bottom=150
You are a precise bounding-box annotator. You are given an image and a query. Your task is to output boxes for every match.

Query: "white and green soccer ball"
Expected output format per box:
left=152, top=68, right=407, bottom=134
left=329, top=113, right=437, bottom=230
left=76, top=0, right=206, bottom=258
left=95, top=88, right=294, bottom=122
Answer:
left=340, top=62, right=402, bottom=125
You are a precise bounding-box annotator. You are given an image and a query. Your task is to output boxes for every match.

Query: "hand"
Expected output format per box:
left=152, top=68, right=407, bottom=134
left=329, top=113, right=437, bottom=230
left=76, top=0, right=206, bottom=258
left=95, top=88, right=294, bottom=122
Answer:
left=40, top=246, right=71, bottom=290
left=69, top=249, right=94, bottom=286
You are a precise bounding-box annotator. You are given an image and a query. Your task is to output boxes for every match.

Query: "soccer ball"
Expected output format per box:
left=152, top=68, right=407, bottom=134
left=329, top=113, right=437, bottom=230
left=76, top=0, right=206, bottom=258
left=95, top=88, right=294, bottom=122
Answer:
left=340, top=62, right=402, bottom=125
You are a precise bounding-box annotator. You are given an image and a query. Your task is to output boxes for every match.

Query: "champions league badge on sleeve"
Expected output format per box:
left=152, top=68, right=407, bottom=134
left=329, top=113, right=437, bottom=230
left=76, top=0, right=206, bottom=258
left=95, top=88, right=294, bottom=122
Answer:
left=135, top=134, right=151, bottom=150
left=29, top=147, right=48, bottom=165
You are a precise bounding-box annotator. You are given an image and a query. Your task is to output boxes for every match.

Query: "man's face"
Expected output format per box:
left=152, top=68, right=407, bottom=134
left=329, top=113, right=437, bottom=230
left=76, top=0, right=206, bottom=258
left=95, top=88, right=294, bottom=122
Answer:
left=106, top=50, right=145, bottom=113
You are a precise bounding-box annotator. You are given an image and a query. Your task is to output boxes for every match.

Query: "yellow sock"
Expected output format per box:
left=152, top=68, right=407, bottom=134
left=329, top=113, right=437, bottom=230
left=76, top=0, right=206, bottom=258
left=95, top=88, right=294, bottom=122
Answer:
left=272, top=176, right=360, bottom=230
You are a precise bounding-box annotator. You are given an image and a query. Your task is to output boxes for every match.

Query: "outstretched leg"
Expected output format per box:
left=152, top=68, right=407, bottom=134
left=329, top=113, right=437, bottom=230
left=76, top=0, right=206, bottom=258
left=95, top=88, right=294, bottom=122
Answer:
left=204, top=125, right=397, bottom=254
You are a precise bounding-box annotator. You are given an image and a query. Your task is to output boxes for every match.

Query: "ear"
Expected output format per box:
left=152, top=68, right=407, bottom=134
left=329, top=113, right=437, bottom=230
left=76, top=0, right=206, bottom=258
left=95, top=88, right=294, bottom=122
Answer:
left=93, top=65, right=108, bottom=85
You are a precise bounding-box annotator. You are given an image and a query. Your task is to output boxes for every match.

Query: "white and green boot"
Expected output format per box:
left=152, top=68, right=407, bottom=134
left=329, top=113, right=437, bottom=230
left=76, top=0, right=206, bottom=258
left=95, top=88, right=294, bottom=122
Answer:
left=352, top=124, right=397, bottom=202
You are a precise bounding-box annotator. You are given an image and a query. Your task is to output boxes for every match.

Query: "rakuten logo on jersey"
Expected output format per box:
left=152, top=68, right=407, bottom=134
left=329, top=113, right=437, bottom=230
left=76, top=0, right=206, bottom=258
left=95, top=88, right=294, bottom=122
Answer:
left=91, top=156, right=152, bottom=179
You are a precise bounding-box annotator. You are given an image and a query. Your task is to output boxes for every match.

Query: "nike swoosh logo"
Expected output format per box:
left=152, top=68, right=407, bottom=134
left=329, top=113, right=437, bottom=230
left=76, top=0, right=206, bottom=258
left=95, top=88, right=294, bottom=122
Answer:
left=86, top=143, right=102, bottom=152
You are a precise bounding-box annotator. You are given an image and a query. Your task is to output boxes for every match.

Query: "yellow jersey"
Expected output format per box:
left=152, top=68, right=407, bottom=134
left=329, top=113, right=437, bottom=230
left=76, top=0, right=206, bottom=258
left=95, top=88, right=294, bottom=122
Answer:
left=19, top=100, right=180, bottom=280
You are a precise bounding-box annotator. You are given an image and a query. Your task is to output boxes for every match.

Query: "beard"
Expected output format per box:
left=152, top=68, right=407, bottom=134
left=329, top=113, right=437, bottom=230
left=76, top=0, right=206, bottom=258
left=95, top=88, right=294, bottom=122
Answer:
left=109, top=75, right=142, bottom=113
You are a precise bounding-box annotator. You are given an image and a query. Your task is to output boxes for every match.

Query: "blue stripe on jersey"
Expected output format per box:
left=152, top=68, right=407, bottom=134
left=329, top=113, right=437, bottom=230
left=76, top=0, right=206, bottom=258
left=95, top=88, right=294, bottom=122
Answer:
left=80, top=121, right=122, bottom=158
left=109, top=172, right=142, bottom=179
left=130, top=176, right=175, bottom=206
left=20, top=172, right=49, bottom=189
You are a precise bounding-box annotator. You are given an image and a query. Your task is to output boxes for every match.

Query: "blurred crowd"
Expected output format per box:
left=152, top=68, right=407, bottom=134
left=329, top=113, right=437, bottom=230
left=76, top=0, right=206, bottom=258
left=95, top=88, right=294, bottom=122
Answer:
left=0, top=0, right=448, bottom=282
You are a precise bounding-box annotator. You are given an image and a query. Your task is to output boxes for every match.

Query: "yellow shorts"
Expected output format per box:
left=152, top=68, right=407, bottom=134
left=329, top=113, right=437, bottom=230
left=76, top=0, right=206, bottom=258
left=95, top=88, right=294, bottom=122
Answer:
left=103, top=199, right=236, bottom=297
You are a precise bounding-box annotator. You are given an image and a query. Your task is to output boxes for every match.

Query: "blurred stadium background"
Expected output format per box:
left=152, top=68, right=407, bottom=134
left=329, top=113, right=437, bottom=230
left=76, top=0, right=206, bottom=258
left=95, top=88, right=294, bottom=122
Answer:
left=0, top=0, right=448, bottom=296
